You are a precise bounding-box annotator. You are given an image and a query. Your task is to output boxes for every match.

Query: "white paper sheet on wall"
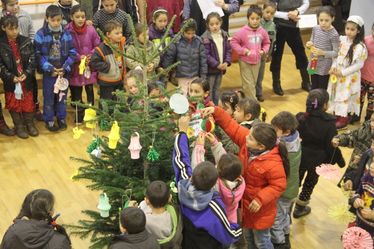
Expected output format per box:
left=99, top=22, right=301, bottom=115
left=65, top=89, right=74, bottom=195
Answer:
left=298, top=14, right=318, bottom=29
left=197, top=0, right=225, bottom=19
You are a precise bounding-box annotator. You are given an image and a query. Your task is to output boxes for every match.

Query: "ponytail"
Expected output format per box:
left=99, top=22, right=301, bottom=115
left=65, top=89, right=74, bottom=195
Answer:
left=30, top=189, right=55, bottom=220
left=278, top=141, right=290, bottom=177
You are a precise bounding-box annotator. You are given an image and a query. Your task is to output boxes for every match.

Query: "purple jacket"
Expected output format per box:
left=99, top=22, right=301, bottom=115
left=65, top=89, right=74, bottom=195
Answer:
left=201, top=30, right=232, bottom=75
left=148, top=23, right=174, bottom=66
left=65, top=22, right=101, bottom=86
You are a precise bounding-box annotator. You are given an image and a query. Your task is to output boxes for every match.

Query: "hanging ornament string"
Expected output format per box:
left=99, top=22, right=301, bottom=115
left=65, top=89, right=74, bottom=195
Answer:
left=147, top=130, right=160, bottom=162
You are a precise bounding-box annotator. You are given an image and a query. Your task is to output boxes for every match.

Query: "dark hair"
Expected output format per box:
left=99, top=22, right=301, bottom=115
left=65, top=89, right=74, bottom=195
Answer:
left=46, top=5, right=63, bottom=18
left=317, top=6, right=335, bottom=18
left=104, top=20, right=122, bottom=34
left=70, top=4, right=86, bottom=16
left=237, top=97, right=260, bottom=120
left=152, top=7, right=168, bottom=21
left=183, top=18, right=197, bottom=32
left=247, top=5, right=262, bottom=19
left=191, top=78, right=210, bottom=93
left=236, top=90, right=246, bottom=100
left=29, top=189, right=55, bottom=220
left=192, top=161, right=218, bottom=191
left=134, top=22, right=147, bottom=37
left=147, top=82, right=160, bottom=95
left=16, top=189, right=41, bottom=220
left=217, top=154, right=242, bottom=181
left=271, top=111, right=299, bottom=133
left=306, top=89, right=329, bottom=113
left=120, top=207, right=146, bottom=234
left=146, top=181, right=170, bottom=208
left=345, top=21, right=365, bottom=65
left=220, top=90, right=239, bottom=112
left=206, top=12, right=222, bottom=27
left=251, top=123, right=290, bottom=176
left=1, top=0, right=16, bottom=8
left=263, top=1, right=276, bottom=10
left=0, top=15, right=18, bottom=30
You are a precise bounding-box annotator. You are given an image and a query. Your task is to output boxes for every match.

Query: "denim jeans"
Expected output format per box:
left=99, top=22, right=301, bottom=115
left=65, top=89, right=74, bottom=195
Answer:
left=270, top=197, right=293, bottom=244
left=244, top=228, right=274, bottom=249
left=208, top=73, right=223, bottom=105
left=43, top=75, right=67, bottom=122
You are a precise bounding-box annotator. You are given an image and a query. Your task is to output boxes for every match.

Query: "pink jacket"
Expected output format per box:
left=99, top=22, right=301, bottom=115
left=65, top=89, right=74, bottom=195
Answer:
left=231, top=25, right=270, bottom=65
left=362, top=35, right=374, bottom=83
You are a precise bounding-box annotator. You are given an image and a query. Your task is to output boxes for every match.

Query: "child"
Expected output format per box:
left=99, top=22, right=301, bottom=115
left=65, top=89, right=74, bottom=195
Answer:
left=173, top=116, right=242, bottom=249
left=93, top=0, right=131, bottom=42
left=218, top=90, right=240, bottom=117
left=270, top=111, right=301, bottom=248
left=256, top=1, right=276, bottom=102
left=350, top=161, right=374, bottom=237
left=293, top=89, right=344, bottom=218
left=53, top=0, right=79, bottom=27
left=0, top=15, right=38, bottom=139
left=139, top=181, right=182, bottom=249
left=201, top=12, right=232, bottom=105
left=201, top=105, right=288, bottom=249
left=0, top=189, right=71, bottom=248
left=90, top=20, right=126, bottom=102
left=163, top=19, right=207, bottom=96
left=360, top=23, right=374, bottom=121
left=189, top=78, right=214, bottom=113
left=327, top=15, right=368, bottom=129
left=146, top=0, right=183, bottom=32
left=306, top=6, right=340, bottom=90
left=65, top=5, right=100, bottom=123
left=34, top=5, right=76, bottom=132
left=233, top=97, right=262, bottom=129
left=109, top=207, right=160, bottom=249
left=231, top=5, right=270, bottom=99
left=125, top=23, right=160, bottom=75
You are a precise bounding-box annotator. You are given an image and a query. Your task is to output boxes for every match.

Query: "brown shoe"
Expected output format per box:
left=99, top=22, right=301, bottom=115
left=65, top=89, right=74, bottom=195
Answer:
left=0, top=118, right=15, bottom=136
left=10, top=111, right=28, bottom=139
left=24, top=112, right=39, bottom=136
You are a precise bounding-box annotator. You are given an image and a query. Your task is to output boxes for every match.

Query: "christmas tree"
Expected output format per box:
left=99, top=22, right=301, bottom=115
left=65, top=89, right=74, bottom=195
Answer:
left=67, top=10, right=187, bottom=248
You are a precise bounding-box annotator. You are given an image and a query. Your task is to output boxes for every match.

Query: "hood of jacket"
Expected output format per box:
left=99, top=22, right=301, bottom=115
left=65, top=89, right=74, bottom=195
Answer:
left=112, top=230, right=150, bottom=244
left=178, top=179, right=214, bottom=211
left=11, top=219, right=55, bottom=248
left=217, top=176, right=245, bottom=205
left=281, top=130, right=301, bottom=153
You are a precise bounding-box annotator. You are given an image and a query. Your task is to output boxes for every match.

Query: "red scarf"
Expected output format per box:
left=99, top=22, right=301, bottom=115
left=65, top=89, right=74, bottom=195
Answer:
left=72, top=22, right=87, bottom=35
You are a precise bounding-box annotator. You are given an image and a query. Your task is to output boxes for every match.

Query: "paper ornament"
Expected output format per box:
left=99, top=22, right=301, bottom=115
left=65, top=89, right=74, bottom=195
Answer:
left=73, top=127, right=85, bottom=139
left=91, top=148, right=102, bottom=158
left=201, top=118, right=215, bottom=133
left=83, top=108, right=97, bottom=129
left=87, top=138, right=100, bottom=153
left=84, top=67, right=91, bottom=79
left=128, top=132, right=142, bottom=159
left=79, top=56, right=87, bottom=75
left=327, top=203, right=355, bottom=223
left=14, top=83, right=23, bottom=100
left=97, top=193, right=111, bottom=218
left=170, top=181, right=178, bottom=193
left=331, top=74, right=337, bottom=83
left=308, top=56, right=317, bottom=75
left=53, top=76, right=69, bottom=101
left=316, top=163, right=343, bottom=181
left=169, top=93, right=189, bottom=114
left=342, top=226, right=373, bottom=249
left=99, top=118, right=111, bottom=131
left=147, top=146, right=160, bottom=162
left=108, top=121, right=120, bottom=149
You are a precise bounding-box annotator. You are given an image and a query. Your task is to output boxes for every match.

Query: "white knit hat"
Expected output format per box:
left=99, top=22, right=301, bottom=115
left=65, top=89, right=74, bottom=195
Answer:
left=347, top=15, right=365, bottom=27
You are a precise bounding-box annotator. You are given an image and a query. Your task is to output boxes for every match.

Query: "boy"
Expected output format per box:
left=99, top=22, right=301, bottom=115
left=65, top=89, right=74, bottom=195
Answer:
left=163, top=19, right=207, bottom=96
left=139, top=181, right=182, bottom=249
left=90, top=21, right=126, bottom=102
left=53, top=0, right=79, bottom=26
left=93, top=0, right=132, bottom=42
left=173, top=115, right=242, bottom=249
left=34, top=5, right=76, bottom=131
left=270, top=111, right=301, bottom=249
left=109, top=207, right=160, bottom=249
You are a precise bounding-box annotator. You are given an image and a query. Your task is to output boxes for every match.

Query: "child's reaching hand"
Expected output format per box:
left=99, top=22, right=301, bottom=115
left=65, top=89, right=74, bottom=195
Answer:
left=201, top=107, right=215, bottom=117
left=353, top=198, right=365, bottom=209
left=361, top=208, right=374, bottom=220
left=248, top=199, right=262, bottom=213
left=331, top=137, right=340, bottom=147
left=205, top=132, right=218, bottom=146
left=196, top=132, right=205, bottom=146
left=178, top=115, right=190, bottom=133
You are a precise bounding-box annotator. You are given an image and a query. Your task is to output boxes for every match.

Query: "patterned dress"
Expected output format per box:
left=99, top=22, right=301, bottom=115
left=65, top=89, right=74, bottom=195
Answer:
left=327, top=36, right=367, bottom=117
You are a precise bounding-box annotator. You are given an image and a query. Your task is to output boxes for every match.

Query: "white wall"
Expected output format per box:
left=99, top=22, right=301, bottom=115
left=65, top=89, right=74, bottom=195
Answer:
left=19, top=0, right=52, bottom=31
left=350, top=0, right=374, bottom=36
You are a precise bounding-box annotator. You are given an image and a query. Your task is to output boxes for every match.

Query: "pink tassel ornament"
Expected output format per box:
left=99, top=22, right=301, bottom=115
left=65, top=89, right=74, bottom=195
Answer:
left=128, top=132, right=142, bottom=159
left=316, top=163, right=343, bottom=181
left=342, top=226, right=373, bottom=249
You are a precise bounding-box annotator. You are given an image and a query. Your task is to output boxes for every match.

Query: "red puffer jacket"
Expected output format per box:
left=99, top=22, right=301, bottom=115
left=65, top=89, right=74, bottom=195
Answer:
left=213, top=106, right=287, bottom=229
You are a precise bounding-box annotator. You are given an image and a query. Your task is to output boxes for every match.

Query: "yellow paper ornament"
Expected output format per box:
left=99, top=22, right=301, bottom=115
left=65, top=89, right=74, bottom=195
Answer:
left=108, top=121, right=120, bottom=149
left=330, top=74, right=337, bottom=83
left=79, top=56, right=87, bottom=75
left=73, top=127, right=85, bottom=139
left=84, top=108, right=97, bottom=129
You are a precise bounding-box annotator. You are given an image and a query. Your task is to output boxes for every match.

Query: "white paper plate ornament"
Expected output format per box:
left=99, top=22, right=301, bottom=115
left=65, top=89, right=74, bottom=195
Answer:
left=169, top=93, right=189, bottom=114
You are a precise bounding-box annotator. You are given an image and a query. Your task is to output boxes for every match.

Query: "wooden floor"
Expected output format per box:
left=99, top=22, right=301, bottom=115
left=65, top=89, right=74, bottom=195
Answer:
left=0, top=53, right=356, bottom=248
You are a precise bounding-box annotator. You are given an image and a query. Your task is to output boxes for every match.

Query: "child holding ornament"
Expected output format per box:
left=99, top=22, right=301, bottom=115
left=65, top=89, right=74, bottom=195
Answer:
left=327, top=15, right=368, bottom=129
left=306, top=6, right=340, bottom=90
left=233, top=97, right=263, bottom=129
left=173, top=115, right=242, bottom=249
left=218, top=90, right=240, bottom=117
left=188, top=78, right=214, bottom=113
left=65, top=5, right=100, bottom=123
left=0, top=15, right=38, bottom=139
left=109, top=207, right=160, bottom=249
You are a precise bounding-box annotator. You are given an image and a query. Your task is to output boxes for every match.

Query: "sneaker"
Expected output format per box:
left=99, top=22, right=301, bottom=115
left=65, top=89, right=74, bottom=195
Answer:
left=257, top=96, right=265, bottom=102
left=46, top=121, right=59, bottom=132
left=57, top=119, right=67, bottom=131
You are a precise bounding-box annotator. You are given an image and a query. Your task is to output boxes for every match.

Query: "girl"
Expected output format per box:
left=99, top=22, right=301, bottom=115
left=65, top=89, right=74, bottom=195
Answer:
left=360, top=23, right=374, bottom=121
left=146, top=0, right=183, bottom=32
left=0, top=15, right=38, bottom=139
left=293, top=89, right=345, bottom=218
left=201, top=106, right=288, bottom=249
left=327, top=15, right=367, bottom=129
left=231, top=5, right=270, bottom=99
left=218, top=90, right=240, bottom=116
left=65, top=5, right=100, bottom=123
left=0, top=189, right=71, bottom=248
left=201, top=12, right=232, bottom=105
left=306, top=6, right=340, bottom=90
left=189, top=78, right=214, bottom=113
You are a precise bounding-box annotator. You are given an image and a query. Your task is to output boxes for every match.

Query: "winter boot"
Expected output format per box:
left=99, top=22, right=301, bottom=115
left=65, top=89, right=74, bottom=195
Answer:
left=10, top=111, right=28, bottom=139
left=34, top=102, right=43, bottom=121
left=23, top=112, right=39, bottom=137
left=272, top=71, right=284, bottom=96
left=57, top=119, right=67, bottom=131
left=285, top=234, right=291, bottom=248
left=0, top=103, right=15, bottom=136
left=293, top=203, right=311, bottom=218
left=273, top=243, right=290, bottom=249
left=300, top=69, right=311, bottom=92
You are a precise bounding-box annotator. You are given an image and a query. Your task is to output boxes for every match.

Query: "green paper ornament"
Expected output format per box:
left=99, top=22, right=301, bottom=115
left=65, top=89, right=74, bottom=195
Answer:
left=99, top=118, right=111, bottom=131
left=196, top=103, right=205, bottom=110
left=87, top=138, right=100, bottom=153
left=147, top=146, right=160, bottom=162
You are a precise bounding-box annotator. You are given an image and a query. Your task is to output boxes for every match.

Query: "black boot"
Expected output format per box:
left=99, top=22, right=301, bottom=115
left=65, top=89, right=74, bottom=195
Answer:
left=285, top=234, right=291, bottom=248
left=293, top=203, right=311, bottom=218
left=0, top=102, right=15, bottom=136
left=300, top=69, right=311, bottom=92
left=272, top=71, right=284, bottom=96
left=23, top=112, right=39, bottom=137
left=34, top=102, right=43, bottom=121
left=10, top=111, right=28, bottom=139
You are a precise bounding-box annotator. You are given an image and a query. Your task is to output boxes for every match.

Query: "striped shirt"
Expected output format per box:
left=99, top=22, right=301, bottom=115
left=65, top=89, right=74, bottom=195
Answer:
left=309, top=25, right=340, bottom=75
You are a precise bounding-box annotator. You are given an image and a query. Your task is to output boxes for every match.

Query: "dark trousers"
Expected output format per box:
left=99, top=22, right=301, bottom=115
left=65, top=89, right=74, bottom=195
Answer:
left=31, top=73, right=38, bottom=104
left=270, top=25, right=308, bottom=82
left=43, top=75, right=67, bottom=122
left=99, top=84, right=123, bottom=101
left=360, top=79, right=374, bottom=120
left=311, top=74, right=330, bottom=90
left=298, top=163, right=319, bottom=202
left=70, top=85, right=95, bottom=107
